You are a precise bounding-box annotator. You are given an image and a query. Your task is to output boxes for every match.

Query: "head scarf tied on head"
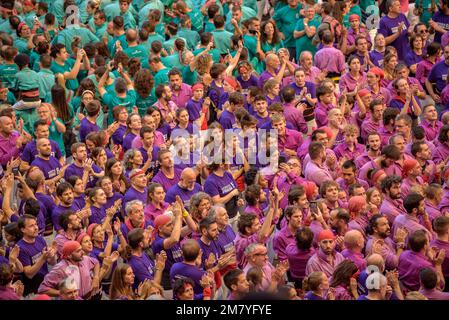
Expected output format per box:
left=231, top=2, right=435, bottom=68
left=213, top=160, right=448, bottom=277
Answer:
left=152, top=214, right=172, bottom=240
left=62, top=241, right=81, bottom=259
left=317, top=230, right=335, bottom=242
left=402, top=159, right=419, bottom=178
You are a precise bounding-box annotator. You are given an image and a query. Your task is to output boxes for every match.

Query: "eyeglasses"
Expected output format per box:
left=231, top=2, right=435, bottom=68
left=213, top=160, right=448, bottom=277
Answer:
left=419, top=30, right=428, bottom=33
left=254, top=252, right=268, bottom=256
left=288, top=163, right=300, bottom=167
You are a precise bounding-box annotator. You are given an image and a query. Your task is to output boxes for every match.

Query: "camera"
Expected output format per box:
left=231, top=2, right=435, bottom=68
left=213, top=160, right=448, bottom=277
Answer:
left=248, top=29, right=257, bottom=35
left=309, top=201, right=318, bottom=214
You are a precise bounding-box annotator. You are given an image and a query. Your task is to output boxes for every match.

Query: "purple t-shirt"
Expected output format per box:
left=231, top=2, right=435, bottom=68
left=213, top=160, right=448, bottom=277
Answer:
left=64, top=162, right=102, bottom=188
left=89, top=205, right=106, bottom=225
left=151, top=234, right=183, bottom=273
left=198, top=238, right=222, bottom=269
left=21, top=140, right=62, bottom=164
left=203, top=171, right=237, bottom=199
left=123, top=132, right=137, bottom=151
left=428, top=60, right=449, bottom=93
left=432, top=10, right=449, bottom=43
left=165, top=183, right=203, bottom=209
left=219, top=109, right=236, bottom=129
left=237, top=74, right=259, bottom=90
left=79, top=118, right=100, bottom=142
left=52, top=202, right=81, bottom=231
left=216, top=225, right=236, bottom=254
left=30, top=156, right=61, bottom=180
left=112, top=124, right=127, bottom=146
left=369, top=50, right=384, bottom=67
left=186, top=98, right=203, bottom=122
left=378, top=14, right=410, bottom=61
left=17, top=236, right=48, bottom=294
left=170, top=262, right=206, bottom=295
left=123, top=187, right=148, bottom=212
left=152, top=167, right=183, bottom=192
left=127, top=252, right=155, bottom=289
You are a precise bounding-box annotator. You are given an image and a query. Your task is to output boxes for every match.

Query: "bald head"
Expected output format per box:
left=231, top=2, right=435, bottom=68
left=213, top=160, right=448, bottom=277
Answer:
left=366, top=253, right=385, bottom=273
left=27, top=167, right=45, bottom=182
left=180, top=168, right=197, bottom=191
left=0, top=116, right=13, bottom=135
left=344, top=230, right=364, bottom=251
left=126, top=29, right=137, bottom=43
left=36, top=138, right=52, bottom=158
left=265, top=53, right=279, bottom=68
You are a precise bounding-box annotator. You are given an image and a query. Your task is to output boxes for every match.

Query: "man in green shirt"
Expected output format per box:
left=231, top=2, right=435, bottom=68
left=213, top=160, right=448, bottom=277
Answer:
left=98, top=62, right=137, bottom=124
left=163, top=22, right=187, bottom=53
left=108, top=16, right=128, bottom=56
left=124, top=29, right=148, bottom=62
left=178, top=16, right=201, bottom=51
left=149, top=56, right=170, bottom=87
left=37, top=54, right=55, bottom=103
left=273, top=0, right=302, bottom=60
left=54, top=24, right=99, bottom=55
left=138, top=0, right=165, bottom=28
left=211, top=15, right=233, bottom=55
left=88, top=10, right=108, bottom=39
left=193, top=32, right=221, bottom=63
left=0, top=46, right=18, bottom=89
left=50, top=44, right=87, bottom=92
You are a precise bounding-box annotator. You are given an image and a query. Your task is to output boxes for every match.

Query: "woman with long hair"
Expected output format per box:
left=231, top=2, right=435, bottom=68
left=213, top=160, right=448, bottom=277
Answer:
left=51, top=84, right=76, bottom=156
left=109, top=264, right=137, bottom=300
left=405, top=34, right=425, bottom=75
left=123, top=113, right=142, bottom=152
left=330, top=259, right=359, bottom=300
left=91, top=147, right=108, bottom=170
left=382, top=53, right=398, bottom=87
left=338, top=55, right=367, bottom=96
left=105, top=158, right=130, bottom=194
left=264, top=78, right=281, bottom=105
left=259, top=20, right=284, bottom=57
left=147, top=106, right=171, bottom=141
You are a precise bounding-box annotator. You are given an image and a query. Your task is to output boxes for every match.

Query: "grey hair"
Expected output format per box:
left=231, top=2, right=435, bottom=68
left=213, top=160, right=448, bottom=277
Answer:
left=190, top=192, right=212, bottom=210
left=125, top=200, right=144, bottom=216
left=244, top=243, right=263, bottom=257
left=208, top=204, right=226, bottom=221
left=123, top=148, right=140, bottom=170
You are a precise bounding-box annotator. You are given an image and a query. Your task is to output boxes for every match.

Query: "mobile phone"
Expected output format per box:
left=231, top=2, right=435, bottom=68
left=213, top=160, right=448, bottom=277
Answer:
left=12, top=167, right=19, bottom=177
left=248, top=29, right=256, bottom=35
left=309, top=201, right=318, bottom=214
left=278, top=155, right=287, bottom=166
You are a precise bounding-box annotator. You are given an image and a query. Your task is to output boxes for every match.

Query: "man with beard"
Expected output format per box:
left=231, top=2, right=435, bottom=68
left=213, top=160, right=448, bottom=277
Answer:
left=154, top=84, right=177, bottom=128
left=273, top=206, right=303, bottom=262
left=388, top=134, right=414, bottom=175
left=38, top=241, right=100, bottom=299
left=210, top=205, right=236, bottom=255
left=17, top=215, right=57, bottom=295
left=64, top=143, right=104, bottom=188
left=165, top=168, right=203, bottom=209
left=30, top=138, right=64, bottom=183
left=152, top=149, right=183, bottom=192
left=358, top=145, right=401, bottom=184
left=379, top=175, right=407, bottom=224
left=304, top=142, right=334, bottom=187
left=20, top=120, right=64, bottom=172
left=393, top=193, right=434, bottom=241
left=169, top=68, right=192, bottom=108
left=305, top=230, right=345, bottom=278
left=52, top=182, right=82, bottom=233
left=365, top=215, right=408, bottom=270
left=412, top=141, right=444, bottom=184
left=361, top=100, right=385, bottom=142
left=336, top=160, right=369, bottom=197
left=120, top=200, right=153, bottom=239
left=355, top=132, right=382, bottom=169
left=54, top=211, right=83, bottom=257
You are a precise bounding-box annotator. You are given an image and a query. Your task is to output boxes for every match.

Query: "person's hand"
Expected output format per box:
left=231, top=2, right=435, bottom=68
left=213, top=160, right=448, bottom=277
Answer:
left=279, top=162, right=291, bottom=174
left=386, top=270, right=400, bottom=288
left=206, top=41, right=214, bottom=51
left=115, top=40, right=122, bottom=52
left=107, top=121, right=120, bottom=135
left=230, top=188, right=240, bottom=198
left=76, top=49, right=85, bottom=60
left=11, top=280, right=24, bottom=297
left=326, top=153, right=336, bottom=168
left=2, top=173, right=14, bottom=191
left=91, top=276, right=100, bottom=295
left=431, top=93, right=441, bottom=104
left=394, top=227, right=408, bottom=244
left=335, top=235, right=345, bottom=249
left=435, top=248, right=446, bottom=266
left=205, top=252, right=216, bottom=269
left=9, top=245, right=20, bottom=264
left=341, top=26, right=348, bottom=37
left=112, top=144, right=122, bottom=159
left=231, top=18, right=238, bottom=26
left=398, top=22, right=406, bottom=33
left=371, top=239, right=384, bottom=255
left=155, top=251, right=167, bottom=270
left=349, top=277, right=358, bottom=293
left=104, top=251, right=120, bottom=266
left=6, top=158, right=20, bottom=174
left=303, top=17, right=309, bottom=24
left=327, top=287, right=335, bottom=300
left=83, top=158, right=93, bottom=172
left=200, top=273, right=213, bottom=288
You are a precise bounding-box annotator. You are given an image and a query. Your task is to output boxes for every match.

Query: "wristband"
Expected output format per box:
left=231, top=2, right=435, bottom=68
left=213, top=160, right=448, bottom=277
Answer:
left=203, top=287, right=212, bottom=298
left=182, top=210, right=189, bottom=218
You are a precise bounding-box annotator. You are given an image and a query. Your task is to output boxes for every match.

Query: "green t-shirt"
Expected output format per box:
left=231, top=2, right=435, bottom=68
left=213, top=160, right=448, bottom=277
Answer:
left=102, top=89, right=137, bottom=124
left=162, top=54, right=185, bottom=70
left=182, top=66, right=198, bottom=85
left=178, top=28, right=201, bottom=51
left=188, top=9, right=204, bottom=32
left=0, top=63, right=18, bottom=89
left=15, top=67, right=40, bottom=91
left=49, top=119, right=66, bottom=156
left=124, top=44, right=148, bottom=62
left=193, top=47, right=221, bottom=63
left=37, top=68, right=55, bottom=102
left=50, top=59, right=79, bottom=91
left=154, top=68, right=170, bottom=87
left=272, top=4, right=303, bottom=48
left=211, top=29, right=233, bottom=54
left=294, top=16, right=321, bottom=60
left=136, top=92, right=157, bottom=117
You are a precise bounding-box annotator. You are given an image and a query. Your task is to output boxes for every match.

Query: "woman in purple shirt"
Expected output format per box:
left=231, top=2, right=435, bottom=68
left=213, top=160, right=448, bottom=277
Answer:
left=66, top=176, right=87, bottom=209
left=339, top=55, right=367, bottom=95
left=87, top=187, right=108, bottom=225
left=111, top=105, right=128, bottom=146
left=303, top=271, right=334, bottom=300
left=330, top=259, right=359, bottom=300
left=148, top=106, right=172, bottom=141
left=105, top=158, right=130, bottom=195
left=98, top=176, right=124, bottom=220
left=405, top=34, right=424, bottom=75
left=171, top=108, right=194, bottom=137
left=122, top=113, right=142, bottom=152
left=263, top=79, right=282, bottom=106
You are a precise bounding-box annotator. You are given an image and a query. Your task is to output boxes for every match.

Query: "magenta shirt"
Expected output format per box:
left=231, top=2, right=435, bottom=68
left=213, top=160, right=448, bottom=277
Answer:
left=283, top=103, right=307, bottom=134
left=416, top=59, right=435, bottom=86
left=366, top=236, right=398, bottom=270
left=273, top=226, right=296, bottom=261
left=430, top=238, right=449, bottom=277
left=303, top=66, right=322, bottom=84
left=234, top=232, right=267, bottom=269
left=392, top=214, right=434, bottom=241
left=305, top=249, right=345, bottom=278
left=339, top=72, right=367, bottom=93
left=400, top=176, right=425, bottom=198
left=361, top=117, right=381, bottom=142
left=132, top=130, right=165, bottom=149
left=336, top=177, right=369, bottom=197
left=366, top=86, right=392, bottom=106
left=333, top=142, right=365, bottom=161
left=380, top=197, right=407, bottom=225
left=314, top=101, right=335, bottom=128
left=170, top=83, right=192, bottom=108
left=421, top=119, right=443, bottom=142
left=144, top=201, right=169, bottom=222
left=377, top=125, right=395, bottom=147
left=304, top=161, right=334, bottom=187
left=398, top=250, right=434, bottom=291
left=314, top=46, right=346, bottom=74
left=425, top=201, right=442, bottom=222
left=341, top=249, right=366, bottom=271
left=354, top=152, right=377, bottom=170
left=278, top=128, right=303, bottom=152
left=286, top=244, right=315, bottom=281
left=419, top=288, right=449, bottom=300
left=0, top=131, right=21, bottom=165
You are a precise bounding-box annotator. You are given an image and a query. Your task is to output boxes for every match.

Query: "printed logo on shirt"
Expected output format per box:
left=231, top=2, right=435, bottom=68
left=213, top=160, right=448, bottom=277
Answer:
left=48, top=167, right=61, bottom=179
left=223, top=242, right=235, bottom=253
left=31, top=252, right=43, bottom=265
left=221, top=183, right=236, bottom=195
left=391, top=27, right=399, bottom=33
left=147, top=265, right=154, bottom=276
left=443, top=74, right=448, bottom=81
left=172, top=248, right=183, bottom=261
left=437, top=22, right=449, bottom=30
left=378, top=59, right=384, bottom=67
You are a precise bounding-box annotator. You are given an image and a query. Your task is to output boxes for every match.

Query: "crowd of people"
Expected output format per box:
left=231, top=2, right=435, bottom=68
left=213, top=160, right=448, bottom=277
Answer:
left=2, top=0, right=449, bottom=301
